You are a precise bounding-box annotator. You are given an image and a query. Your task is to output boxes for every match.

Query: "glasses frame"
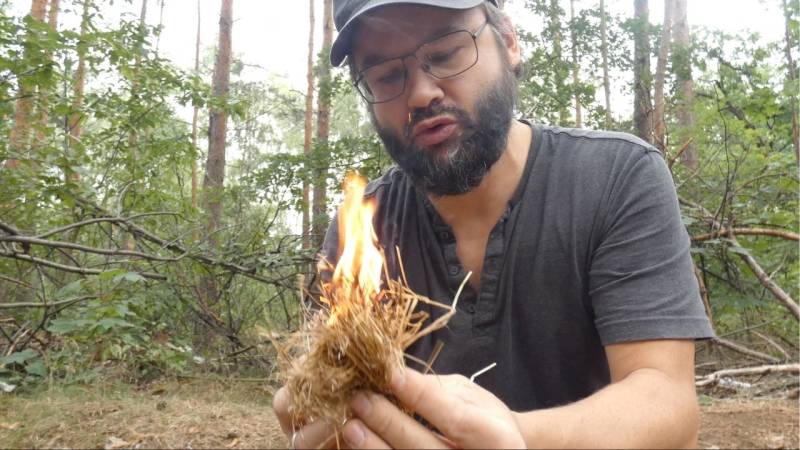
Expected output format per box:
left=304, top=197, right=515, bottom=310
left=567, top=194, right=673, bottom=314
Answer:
left=354, top=20, right=490, bottom=104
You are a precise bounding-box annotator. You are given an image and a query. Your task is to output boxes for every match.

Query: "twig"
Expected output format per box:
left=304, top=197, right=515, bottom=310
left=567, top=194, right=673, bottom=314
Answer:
left=0, top=295, right=100, bottom=309
left=0, top=249, right=167, bottom=280
left=692, top=227, right=799, bottom=242
left=668, top=138, right=694, bottom=169
left=713, top=337, right=780, bottom=364
left=0, top=235, right=186, bottom=262
left=695, top=363, right=800, bottom=387
left=752, top=331, right=790, bottom=362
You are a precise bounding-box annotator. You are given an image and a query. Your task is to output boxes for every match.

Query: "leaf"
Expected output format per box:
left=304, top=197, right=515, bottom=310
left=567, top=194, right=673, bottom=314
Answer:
left=0, top=422, right=20, bottom=430
left=47, top=318, right=91, bottom=334
left=727, top=246, right=751, bottom=256
left=105, top=436, right=131, bottom=449
left=112, top=272, right=146, bottom=283
left=54, top=280, right=84, bottom=299
left=0, top=350, right=37, bottom=366
left=0, top=382, right=16, bottom=393
left=25, top=360, right=46, bottom=377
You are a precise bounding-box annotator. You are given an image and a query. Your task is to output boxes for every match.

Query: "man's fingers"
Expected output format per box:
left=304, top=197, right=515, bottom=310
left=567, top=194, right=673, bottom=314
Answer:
left=272, top=387, right=295, bottom=435
left=291, top=420, right=337, bottom=449
left=390, top=368, right=470, bottom=439
left=342, top=419, right=392, bottom=449
left=348, top=391, right=450, bottom=449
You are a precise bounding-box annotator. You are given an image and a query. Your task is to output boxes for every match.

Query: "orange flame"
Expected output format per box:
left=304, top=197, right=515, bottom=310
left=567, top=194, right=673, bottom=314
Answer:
left=328, top=173, right=383, bottom=321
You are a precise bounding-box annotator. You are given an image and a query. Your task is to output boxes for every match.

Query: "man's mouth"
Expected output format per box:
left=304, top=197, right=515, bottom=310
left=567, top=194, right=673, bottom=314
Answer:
left=411, top=116, right=459, bottom=148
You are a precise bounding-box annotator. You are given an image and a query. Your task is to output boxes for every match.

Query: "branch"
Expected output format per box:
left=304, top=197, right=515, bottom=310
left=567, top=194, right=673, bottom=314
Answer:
left=0, top=250, right=167, bottom=281
left=713, top=337, right=780, bottom=364
left=696, top=363, right=800, bottom=387
left=668, top=138, right=694, bottom=169
left=692, top=227, right=800, bottom=242
left=0, top=235, right=186, bottom=262
left=0, top=295, right=99, bottom=309
left=729, top=235, right=800, bottom=321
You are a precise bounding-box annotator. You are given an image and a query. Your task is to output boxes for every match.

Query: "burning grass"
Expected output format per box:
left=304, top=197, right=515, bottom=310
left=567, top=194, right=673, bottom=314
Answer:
left=273, top=173, right=465, bottom=433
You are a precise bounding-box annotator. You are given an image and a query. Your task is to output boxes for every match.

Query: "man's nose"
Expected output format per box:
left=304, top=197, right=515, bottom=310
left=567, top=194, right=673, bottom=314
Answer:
left=404, top=58, right=444, bottom=111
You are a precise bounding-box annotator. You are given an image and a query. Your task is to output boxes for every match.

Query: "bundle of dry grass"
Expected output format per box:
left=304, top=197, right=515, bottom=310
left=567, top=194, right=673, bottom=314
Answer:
left=273, top=173, right=464, bottom=434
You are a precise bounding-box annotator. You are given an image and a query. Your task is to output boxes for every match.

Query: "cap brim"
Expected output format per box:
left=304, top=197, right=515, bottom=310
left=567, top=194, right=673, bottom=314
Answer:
left=330, top=0, right=488, bottom=66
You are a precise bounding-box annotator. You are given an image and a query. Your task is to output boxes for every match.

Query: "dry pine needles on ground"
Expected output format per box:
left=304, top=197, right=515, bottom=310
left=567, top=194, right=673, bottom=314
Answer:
left=272, top=173, right=466, bottom=436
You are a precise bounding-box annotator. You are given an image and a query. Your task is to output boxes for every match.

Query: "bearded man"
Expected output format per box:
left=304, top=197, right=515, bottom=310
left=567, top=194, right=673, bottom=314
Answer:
left=274, top=0, right=714, bottom=448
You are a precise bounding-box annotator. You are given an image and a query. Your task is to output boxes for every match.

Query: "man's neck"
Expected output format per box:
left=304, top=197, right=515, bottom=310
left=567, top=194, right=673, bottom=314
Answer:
left=427, top=120, right=532, bottom=230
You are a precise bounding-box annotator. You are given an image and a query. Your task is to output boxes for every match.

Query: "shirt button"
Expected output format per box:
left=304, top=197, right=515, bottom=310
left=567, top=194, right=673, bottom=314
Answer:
left=439, top=231, right=452, bottom=241
left=448, top=265, right=460, bottom=276
left=467, top=305, right=476, bottom=314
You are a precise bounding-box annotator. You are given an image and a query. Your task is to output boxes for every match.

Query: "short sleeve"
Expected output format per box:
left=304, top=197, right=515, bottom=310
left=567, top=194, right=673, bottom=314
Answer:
left=589, top=150, right=714, bottom=345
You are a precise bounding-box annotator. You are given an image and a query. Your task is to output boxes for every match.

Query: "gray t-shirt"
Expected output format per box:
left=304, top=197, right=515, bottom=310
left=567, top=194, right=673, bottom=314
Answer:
left=321, top=122, right=714, bottom=411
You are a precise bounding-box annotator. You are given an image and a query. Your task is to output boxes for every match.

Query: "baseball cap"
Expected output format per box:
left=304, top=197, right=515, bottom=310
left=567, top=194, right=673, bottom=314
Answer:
left=331, top=0, right=499, bottom=66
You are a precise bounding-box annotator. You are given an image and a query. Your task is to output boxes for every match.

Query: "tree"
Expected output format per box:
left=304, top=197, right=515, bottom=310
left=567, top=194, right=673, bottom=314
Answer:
left=191, top=0, right=201, bottom=209
left=5, top=0, right=47, bottom=169
left=653, top=0, right=673, bottom=153
left=312, top=0, right=333, bottom=248
left=303, top=0, right=315, bottom=250
left=783, top=0, right=799, bottom=165
left=203, top=0, right=233, bottom=245
left=548, top=0, right=569, bottom=125
left=673, top=0, right=697, bottom=169
left=599, top=0, right=612, bottom=128
left=632, top=0, right=652, bottom=142
left=569, top=0, right=582, bottom=128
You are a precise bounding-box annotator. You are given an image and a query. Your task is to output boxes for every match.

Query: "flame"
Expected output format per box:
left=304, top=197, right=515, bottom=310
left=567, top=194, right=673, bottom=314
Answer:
left=328, top=173, right=384, bottom=323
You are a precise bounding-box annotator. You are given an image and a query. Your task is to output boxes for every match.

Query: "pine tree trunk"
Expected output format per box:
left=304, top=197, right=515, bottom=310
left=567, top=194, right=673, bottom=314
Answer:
left=204, top=0, right=232, bottom=243
left=312, top=0, right=332, bottom=248
left=783, top=0, right=799, bottom=165
left=191, top=0, right=201, bottom=210
left=569, top=0, right=582, bottom=128
left=633, top=0, right=653, bottom=142
left=600, top=0, right=612, bottom=128
left=673, top=0, right=697, bottom=169
left=34, top=0, right=59, bottom=147
left=548, top=0, right=569, bottom=126
left=5, top=0, right=48, bottom=169
left=653, top=0, right=673, bottom=154
left=302, top=0, right=315, bottom=250
left=68, top=0, right=89, bottom=155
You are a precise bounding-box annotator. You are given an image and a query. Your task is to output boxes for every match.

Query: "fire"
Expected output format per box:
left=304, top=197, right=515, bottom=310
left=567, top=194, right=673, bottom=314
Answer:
left=328, top=173, right=384, bottom=320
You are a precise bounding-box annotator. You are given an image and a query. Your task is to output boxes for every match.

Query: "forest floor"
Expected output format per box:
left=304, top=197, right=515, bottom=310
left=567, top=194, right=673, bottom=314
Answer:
left=0, top=378, right=797, bottom=449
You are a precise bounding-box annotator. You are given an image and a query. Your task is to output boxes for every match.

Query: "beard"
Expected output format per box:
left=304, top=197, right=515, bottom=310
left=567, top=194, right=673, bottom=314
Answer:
left=371, top=64, right=519, bottom=197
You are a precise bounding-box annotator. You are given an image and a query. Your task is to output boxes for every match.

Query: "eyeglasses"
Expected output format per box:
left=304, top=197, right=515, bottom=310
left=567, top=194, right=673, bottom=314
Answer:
left=354, top=20, right=490, bottom=104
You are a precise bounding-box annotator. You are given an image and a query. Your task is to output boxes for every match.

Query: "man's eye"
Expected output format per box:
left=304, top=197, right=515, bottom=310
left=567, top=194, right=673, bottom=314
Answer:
left=426, top=47, right=461, bottom=64
left=376, top=69, right=404, bottom=84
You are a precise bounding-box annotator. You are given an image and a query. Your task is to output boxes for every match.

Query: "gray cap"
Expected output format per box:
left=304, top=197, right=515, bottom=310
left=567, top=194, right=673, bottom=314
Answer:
left=331, top=0, right=498, bottom=66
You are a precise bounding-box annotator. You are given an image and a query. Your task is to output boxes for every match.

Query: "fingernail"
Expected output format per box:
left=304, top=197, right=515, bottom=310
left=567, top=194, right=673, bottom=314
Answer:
left=350, top=392, right=372, bottom=416
left=343, top=420, right=365, bottom=448
left=391, top=367, right=406, bottom=390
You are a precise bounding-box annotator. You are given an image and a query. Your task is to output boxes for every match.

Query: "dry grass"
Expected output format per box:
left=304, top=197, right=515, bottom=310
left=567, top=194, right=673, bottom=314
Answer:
left=0, top=379, right=287, bottom=449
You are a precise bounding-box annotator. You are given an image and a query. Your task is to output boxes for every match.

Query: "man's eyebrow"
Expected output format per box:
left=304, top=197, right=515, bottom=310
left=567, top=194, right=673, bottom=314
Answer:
left=357, top=22, right=465, bottom=70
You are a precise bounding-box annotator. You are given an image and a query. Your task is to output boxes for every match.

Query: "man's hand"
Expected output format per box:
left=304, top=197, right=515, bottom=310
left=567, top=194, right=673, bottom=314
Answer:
left=273, top=386, right=339, bottom=449
left=342, top=368, right=526, bottom=449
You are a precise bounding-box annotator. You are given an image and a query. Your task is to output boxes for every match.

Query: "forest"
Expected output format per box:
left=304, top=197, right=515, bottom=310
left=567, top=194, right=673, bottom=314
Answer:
left=0, top=0, right=798, bottom=447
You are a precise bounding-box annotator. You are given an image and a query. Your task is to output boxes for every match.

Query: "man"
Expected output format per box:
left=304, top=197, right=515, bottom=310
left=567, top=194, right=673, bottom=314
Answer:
left=274, top=0, right=714, bottom=447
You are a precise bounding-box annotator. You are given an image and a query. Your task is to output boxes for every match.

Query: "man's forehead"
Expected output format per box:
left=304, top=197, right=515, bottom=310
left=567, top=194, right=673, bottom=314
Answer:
left=350, top=5, right=479, bottom=68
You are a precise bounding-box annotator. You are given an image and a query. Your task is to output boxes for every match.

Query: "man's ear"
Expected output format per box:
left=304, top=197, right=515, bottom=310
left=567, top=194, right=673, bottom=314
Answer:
left=500, top=16, right=521, bottom=68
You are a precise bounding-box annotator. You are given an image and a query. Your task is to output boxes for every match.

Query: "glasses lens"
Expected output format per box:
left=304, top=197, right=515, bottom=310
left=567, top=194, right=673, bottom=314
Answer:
left=421, top=30, right=478, bottom=78
left=358, top=58, right=406, bottom=103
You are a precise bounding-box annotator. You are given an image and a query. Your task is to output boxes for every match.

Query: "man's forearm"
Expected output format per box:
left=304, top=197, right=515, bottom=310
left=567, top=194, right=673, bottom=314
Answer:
left=513, top=368, right=699, bottom=449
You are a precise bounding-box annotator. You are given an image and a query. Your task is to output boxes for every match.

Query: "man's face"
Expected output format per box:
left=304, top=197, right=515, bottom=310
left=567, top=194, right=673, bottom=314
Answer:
left=350, top=5, right=520, bottom=196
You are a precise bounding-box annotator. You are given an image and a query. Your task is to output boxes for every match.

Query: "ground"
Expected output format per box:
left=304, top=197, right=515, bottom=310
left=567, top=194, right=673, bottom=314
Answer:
left=0, top=380, right=797, bottom=449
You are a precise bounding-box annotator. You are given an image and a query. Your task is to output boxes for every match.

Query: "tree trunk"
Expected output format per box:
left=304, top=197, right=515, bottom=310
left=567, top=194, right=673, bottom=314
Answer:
left=155, top=0, right=165, bottom=54
left=569, top=0, right=582, bottom=128
left=783, top=0, right=799, bottom=166
left=34, top=0, right=60, bottom=146
left=312, top=0, right=332, bottom=248
left=303, top=0, right=315, bottom=250
left=633, top=0, right=653, bottom=143
left=673, top=0, right=697, bottom=169
left=5, top=0, right=48, bottom=169
left=68, top=0, right=90, bottom=153
left=548, top=0, right=569, bottom=125
left=204, top=0, right=232, bottom=243
left=653, top=0, right=673, bottom=154
left=600, top=0, right=612, bottom=129
left=191, top=0, right=201, bottom=210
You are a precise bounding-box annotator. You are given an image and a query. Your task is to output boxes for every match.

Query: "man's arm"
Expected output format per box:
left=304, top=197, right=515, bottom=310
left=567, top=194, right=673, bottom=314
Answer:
left=514, top=338, right=699, bottom=449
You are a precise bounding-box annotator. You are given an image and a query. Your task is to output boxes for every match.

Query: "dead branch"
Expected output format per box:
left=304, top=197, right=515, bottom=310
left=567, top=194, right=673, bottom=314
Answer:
left=752, top=331, right=791, bottom=362
left=0, top=235, right=187, bottom=262
left=0, top=249, right=167, bottom=281
left=692, top=227, right=799, bottom=242
left=729, top=235, right=800, bottom=321
left=0, top=295, right=100, bottom=309
left=713, top=337, right=781, bottom=364
left=667, top=138, right=694, bottom=169
left=695, top=363, right=800, bottom=387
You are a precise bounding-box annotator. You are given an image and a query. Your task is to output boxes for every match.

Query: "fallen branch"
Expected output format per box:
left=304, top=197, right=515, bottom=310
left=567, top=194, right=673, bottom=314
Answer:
left=695, top=363, right=800, bottom=387
left=0, top=235, right=186, bottom=262
left=692, top=227, right=799, bottom=242
left=713, top=337, right=780, bottom=364
left=0, top=249, right=167, bottom=281
left=729, top=235, right=800, bottom=321
left=0, top=295, right=100, bottom=309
